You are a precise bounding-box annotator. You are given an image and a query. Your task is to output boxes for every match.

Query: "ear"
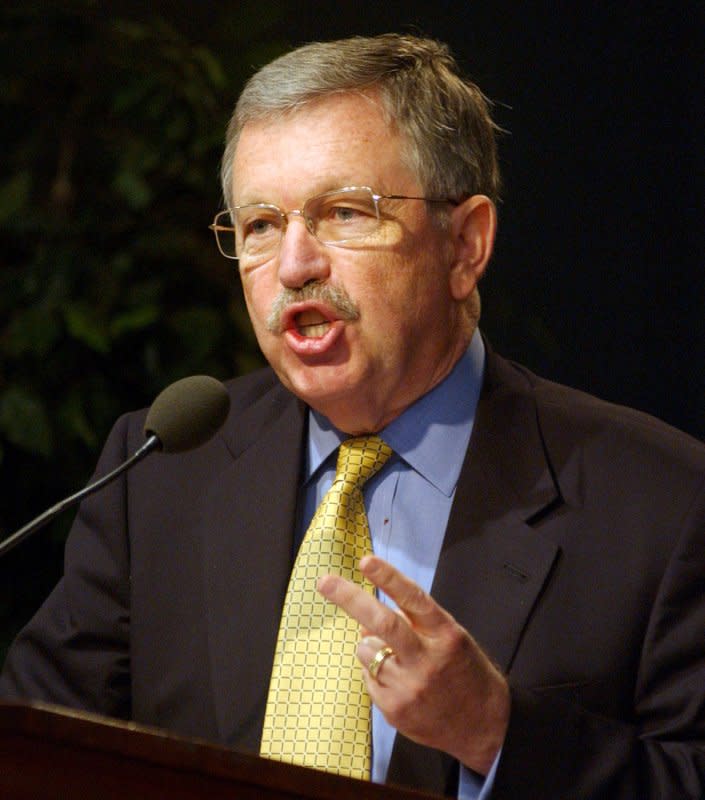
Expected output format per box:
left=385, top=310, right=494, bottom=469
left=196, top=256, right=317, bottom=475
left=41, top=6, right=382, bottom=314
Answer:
left=448, top=195, right=497, bottom=301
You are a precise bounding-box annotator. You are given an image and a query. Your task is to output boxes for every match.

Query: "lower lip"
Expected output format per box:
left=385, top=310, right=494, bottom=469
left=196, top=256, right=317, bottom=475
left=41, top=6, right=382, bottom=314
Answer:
left=283, top=319, right=347, bottom=356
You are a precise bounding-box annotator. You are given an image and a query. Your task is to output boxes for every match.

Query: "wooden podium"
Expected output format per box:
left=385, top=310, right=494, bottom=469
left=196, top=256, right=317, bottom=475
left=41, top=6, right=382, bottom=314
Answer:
left=0, top=701, right=442, bottom=799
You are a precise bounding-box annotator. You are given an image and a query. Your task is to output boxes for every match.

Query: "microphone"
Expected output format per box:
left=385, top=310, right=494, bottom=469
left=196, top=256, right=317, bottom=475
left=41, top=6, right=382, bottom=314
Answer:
left=0, top=375, right=230, bottom=558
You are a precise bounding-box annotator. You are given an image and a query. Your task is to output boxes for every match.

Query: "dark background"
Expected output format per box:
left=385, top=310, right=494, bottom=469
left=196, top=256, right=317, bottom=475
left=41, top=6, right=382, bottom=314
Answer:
left=1, top=1, right=703, bottom=658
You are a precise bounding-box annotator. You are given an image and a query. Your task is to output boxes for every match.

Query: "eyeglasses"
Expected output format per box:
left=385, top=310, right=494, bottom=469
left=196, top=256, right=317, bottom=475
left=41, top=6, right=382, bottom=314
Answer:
left=209, top=185, right=456, bottom=266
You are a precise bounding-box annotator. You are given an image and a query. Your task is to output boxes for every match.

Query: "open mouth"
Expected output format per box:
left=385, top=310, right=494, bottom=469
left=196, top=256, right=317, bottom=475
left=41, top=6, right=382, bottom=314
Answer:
left=278, top=300, right=355, bottom=356
left=294, top=309, right=333, bottom=338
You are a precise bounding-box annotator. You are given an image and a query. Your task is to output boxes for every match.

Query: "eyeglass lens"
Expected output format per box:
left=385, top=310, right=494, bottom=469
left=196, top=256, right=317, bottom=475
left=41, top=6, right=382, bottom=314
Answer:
left=215, top=187, right=381, bottom=262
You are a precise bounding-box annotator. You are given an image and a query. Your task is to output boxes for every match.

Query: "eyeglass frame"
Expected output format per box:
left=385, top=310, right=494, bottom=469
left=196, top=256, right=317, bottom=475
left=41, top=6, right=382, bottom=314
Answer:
left=208, top=185, right=458, bottom=262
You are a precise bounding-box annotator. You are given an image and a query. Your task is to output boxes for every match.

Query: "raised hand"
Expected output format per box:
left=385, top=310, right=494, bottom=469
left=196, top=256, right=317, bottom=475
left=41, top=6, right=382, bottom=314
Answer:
left=318, top=554, right=510, bottom=775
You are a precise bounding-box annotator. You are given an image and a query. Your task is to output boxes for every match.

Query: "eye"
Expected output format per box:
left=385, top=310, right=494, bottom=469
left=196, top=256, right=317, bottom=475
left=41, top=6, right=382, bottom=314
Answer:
left=310, top=191, right=380, bottom=241
left=319, top=198, right=375, bottom=225
left=248, top=217, right=276, bottom=235
left=237, top=207, right=282, bottom=240
left=334, top=203, right=363, bottom=220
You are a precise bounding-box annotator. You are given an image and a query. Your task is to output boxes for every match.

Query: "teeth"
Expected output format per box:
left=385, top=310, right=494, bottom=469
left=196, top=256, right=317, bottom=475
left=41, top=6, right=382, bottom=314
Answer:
left=299, top=322, right=331, bottom=338
left=294, top=310, right=332, bottom=338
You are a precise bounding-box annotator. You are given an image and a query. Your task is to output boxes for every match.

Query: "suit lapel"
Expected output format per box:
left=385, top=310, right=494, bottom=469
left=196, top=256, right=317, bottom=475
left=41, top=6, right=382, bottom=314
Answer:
left=388, top=349, right=562, bottom=795
left=202, top=379, right=306, bottom=751
left=200, top=352, right=564, bottom=792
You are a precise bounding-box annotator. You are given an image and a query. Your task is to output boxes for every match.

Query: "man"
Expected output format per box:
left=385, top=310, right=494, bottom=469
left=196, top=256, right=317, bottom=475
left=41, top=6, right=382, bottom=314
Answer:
left=2, top=34, right=704, bottom=799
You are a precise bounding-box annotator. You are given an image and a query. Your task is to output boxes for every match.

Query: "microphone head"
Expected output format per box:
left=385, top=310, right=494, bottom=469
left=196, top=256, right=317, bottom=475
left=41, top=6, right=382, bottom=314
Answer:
left=144, top=375, right=230, bottom=453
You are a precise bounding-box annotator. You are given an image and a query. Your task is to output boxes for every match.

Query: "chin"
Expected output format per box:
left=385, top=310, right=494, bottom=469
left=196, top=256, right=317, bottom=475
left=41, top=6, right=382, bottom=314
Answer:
left=283, top=368, right=361, bottom=414
left=287, top=376, right=350, bottom=408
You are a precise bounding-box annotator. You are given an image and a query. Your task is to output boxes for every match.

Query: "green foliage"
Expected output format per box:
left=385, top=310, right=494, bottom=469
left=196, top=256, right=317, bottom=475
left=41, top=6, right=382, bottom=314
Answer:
left=0, top=2, right=287, bottom=654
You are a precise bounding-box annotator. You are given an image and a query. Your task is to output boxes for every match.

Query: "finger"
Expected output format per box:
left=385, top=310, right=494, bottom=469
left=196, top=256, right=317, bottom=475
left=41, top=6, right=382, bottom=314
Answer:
left=317, top=574, right=382, bottom=629
left=361, top=607, right=409, bottom=639
left=318, top=574, right=420, bottom=655
left=357, top=635, right=387, bottom=665
left=358, top=636, right=398, bottom=685
left=360, top=555, right=454, bottom=635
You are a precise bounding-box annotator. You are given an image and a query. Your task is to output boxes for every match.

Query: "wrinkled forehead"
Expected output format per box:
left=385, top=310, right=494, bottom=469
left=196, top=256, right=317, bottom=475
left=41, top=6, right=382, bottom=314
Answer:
left=229, top=93, right=419, bottom=206
left=232, top=89, right=393, bottom=156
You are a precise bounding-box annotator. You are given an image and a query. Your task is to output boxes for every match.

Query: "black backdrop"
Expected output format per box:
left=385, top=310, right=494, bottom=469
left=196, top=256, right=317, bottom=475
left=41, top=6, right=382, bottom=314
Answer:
left=264, top=2, right=705, bottom=433
left=1, top=1, right=703, bottom=656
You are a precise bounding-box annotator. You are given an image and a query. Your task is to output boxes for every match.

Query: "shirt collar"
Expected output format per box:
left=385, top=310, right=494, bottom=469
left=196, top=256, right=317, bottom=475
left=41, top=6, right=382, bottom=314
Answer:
left=306, top=330, right=485, bottom=497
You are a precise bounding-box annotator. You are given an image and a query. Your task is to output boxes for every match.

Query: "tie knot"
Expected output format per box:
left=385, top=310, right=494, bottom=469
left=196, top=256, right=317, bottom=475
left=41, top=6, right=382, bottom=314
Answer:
left=335, top=436, right=393, bottom=490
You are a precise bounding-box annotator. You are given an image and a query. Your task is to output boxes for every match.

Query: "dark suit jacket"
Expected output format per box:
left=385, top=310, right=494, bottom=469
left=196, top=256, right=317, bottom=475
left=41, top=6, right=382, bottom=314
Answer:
left=2, top=348, right=705, bottom=798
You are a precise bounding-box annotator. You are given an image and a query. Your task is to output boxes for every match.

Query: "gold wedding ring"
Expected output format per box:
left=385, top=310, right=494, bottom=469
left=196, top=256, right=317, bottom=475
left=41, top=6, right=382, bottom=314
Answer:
left=368, top=645, right=395, bottom=680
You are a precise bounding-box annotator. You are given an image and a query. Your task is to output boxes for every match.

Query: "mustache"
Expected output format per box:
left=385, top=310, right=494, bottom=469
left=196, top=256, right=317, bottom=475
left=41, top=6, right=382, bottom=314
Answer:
left=266, top=282, right=360, bottom=333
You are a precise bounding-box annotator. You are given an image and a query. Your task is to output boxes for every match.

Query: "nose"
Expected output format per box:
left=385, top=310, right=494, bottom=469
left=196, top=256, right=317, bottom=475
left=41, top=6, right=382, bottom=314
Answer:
left=277, top=214, right=331, bottom=289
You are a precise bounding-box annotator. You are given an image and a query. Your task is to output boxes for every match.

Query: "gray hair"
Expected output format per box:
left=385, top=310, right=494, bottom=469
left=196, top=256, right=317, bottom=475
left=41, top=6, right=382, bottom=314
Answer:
left=220, top=34, right=501, bottom=208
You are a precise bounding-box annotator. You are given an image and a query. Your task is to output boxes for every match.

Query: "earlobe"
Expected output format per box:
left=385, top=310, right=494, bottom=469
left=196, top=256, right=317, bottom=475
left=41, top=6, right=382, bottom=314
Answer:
left=448, top=195, right=497, bottom=301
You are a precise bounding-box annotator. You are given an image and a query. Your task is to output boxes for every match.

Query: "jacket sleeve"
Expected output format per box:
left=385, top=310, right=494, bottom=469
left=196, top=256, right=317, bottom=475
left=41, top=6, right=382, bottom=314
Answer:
left=0, top=411, right=141, bottom=719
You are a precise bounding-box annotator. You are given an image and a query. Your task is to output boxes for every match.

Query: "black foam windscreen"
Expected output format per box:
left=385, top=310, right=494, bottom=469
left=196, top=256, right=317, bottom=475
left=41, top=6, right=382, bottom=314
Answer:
left=144, top=375, right=230, bottom=453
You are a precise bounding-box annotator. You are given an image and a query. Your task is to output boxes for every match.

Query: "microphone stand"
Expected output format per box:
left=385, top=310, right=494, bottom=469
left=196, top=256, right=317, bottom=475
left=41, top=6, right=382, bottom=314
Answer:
left=0, top=435, right=160, bottom=559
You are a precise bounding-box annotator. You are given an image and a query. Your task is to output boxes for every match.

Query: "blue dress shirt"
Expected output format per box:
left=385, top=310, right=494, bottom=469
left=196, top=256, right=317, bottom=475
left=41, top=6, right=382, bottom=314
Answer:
left=298, top=331, right=498, bottom=799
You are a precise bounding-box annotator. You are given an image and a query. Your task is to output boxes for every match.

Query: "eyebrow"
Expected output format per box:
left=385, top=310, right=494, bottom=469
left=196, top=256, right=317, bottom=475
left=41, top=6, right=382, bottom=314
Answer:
left=231, top=180, right=374, bottom=208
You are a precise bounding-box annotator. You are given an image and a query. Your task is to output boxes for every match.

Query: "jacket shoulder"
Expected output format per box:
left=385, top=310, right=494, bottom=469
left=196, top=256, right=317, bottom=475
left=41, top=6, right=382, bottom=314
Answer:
left=497, top=353, right=705, bottom=474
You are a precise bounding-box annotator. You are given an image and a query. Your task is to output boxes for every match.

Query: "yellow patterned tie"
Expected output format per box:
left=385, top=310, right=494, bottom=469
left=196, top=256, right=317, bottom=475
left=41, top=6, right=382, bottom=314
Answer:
left=260, top=436, right=393, bottom=779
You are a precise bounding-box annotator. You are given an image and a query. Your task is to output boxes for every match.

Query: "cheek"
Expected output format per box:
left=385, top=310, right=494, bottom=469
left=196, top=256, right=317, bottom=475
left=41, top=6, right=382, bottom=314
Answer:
left=239, top=279, right=281, bottom=359
left=241, top=272, right=274, bottom=324
left=363, top=262, right=438, bottom=324
left=352, top=286, right=416, bottom=360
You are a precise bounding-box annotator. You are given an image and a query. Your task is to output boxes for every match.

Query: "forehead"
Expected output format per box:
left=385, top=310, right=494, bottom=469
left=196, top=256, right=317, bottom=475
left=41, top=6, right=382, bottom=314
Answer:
left=230, top=93, right=419, bottom=206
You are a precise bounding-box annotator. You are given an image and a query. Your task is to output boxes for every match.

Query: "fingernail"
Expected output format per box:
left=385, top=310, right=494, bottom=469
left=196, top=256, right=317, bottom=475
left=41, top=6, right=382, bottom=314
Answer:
left=360, top=555, right=376, bottom=573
